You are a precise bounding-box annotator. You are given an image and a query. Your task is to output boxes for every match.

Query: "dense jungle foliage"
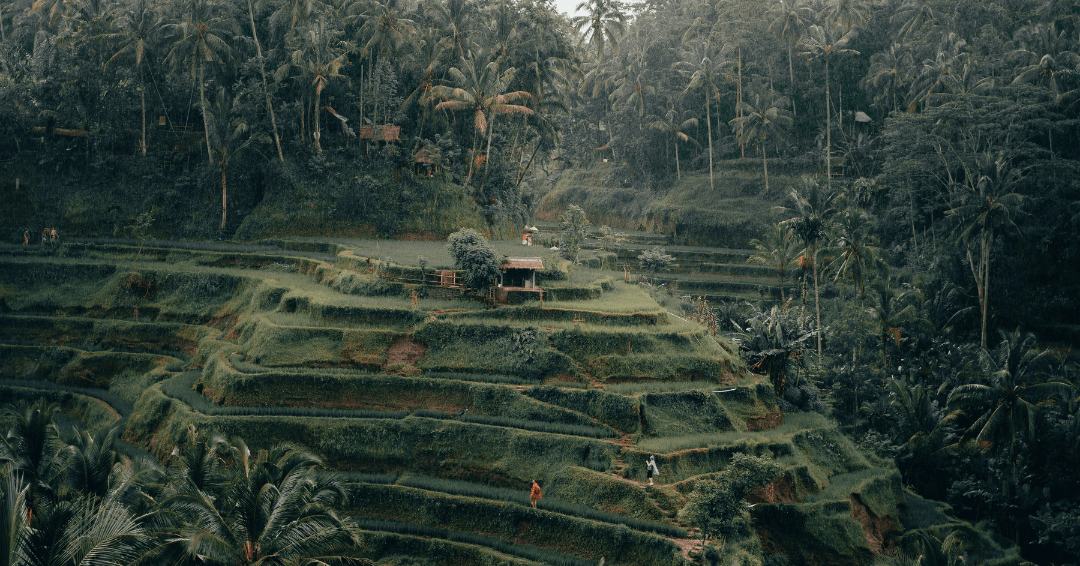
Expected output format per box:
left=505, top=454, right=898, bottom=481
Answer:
left=2, top=0, right=1080, bottom=563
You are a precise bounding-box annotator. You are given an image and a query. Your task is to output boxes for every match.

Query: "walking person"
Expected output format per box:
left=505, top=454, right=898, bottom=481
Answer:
left=646, top=455, right=660, bottom=486
left=50, top=227, right=57, bottom=242
left=23, top=229, right=29, bottom=245
left=41, top=228, right=48, bottom=245
left=530, top=480, right=542, bottom=509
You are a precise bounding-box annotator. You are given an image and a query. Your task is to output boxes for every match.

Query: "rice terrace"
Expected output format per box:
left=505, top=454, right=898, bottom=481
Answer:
left=3, top=0, right=1080, bottom=563
left=0, top=231, right=1031, bottom=566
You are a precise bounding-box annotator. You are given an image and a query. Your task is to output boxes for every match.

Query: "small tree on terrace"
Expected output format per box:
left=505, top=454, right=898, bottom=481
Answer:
left=678, top=454, right=784, bottom=562
left=560, top=205, right=590, bottom=265
left=447, top=228, right=501, bottom=291
left=638, top=246, right=675, bottom=280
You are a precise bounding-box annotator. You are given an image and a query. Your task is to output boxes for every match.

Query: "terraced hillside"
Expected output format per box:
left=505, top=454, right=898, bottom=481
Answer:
left=0, top=239, right=1025, bottom=566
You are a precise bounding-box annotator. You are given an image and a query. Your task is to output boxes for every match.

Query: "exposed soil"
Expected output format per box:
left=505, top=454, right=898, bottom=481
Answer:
left=383, top=337, right=427, bottom=368
left=748, top=472, right=799, bottom=504
left=850, top=493, right=901, bottom=555
left=746, top=411, right=784, bottom=431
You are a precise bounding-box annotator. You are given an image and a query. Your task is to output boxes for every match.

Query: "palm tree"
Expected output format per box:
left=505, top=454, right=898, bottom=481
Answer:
left=431, top=0, right=477, bottom=60
left=647, top=103, right=698, bottom=181
left=609, top=38, right=654, bottom=121
left=865, top=267, right=922, bottom=368
left=768, top=0, right=814, bottom=90
left=729, top=89, right=793, bottom=193
left=886, top=376, right=953, bottom=492
left=823, top=0, right=869, bottom=33
left=674, top=39, right=731, bottom=192
left=158, top=435, right=357, bottom=564
left=571, top=0, right=625, bottom=60
left=947, top=329, right=1074, bottom=456
left=428, top=50, right=533, bottom=188
left=103, top=0, right=163, bottom=157
left=798, top=24, right=859, bottom=190
left=1, top=472, right=30, bottom=566
left=0, top=399, right=66, bottom=514
left=778, top=178, right=834, bottom=358
left=828, top=206, right=882, bottom=301
left=206, top=87, right=270, bottom=229
left=860, top=43, right=913, bottom=114
left=246, top=0, right=285, bottom=162
left=262, top=0, right=324, bottom=38
left=163, top=0, right=237, bottom=165
left=907, top=32, right=967, bottom=111
left=283, top=16, right=349, bottom=152
left=748, top=224, right=802, bottom=304
left=945, top=151, right=1024, bottom=348
left=356, top=0, right=417, bottom=125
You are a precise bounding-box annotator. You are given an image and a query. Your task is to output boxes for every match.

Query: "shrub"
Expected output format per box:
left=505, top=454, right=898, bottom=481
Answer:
left=637, top=246, right=675, bottom=274
left=446, top=229, right=501, bottom=290
left=560, top=205, right=589, bottom=264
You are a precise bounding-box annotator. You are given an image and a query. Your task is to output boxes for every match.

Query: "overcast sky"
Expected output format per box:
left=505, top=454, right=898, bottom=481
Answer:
left=551, top=0, right=645, bottom=18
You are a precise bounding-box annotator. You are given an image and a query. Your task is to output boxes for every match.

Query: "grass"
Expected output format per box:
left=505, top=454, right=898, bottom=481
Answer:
left=352, top=518, right=598, bottom=566
left=395, top=475, right=686, bottom=537
left=424, top=371, right=535, bottom=385
left=635, top=411, right=832, bottom=453
left=604, top=380, right=720, bottom=395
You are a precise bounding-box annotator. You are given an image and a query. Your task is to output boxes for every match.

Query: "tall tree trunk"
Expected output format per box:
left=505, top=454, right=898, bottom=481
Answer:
left=199, top=62, right=213, bottom=164
left=140, top=74, right=146, bottom=156
left=788, top=43, right=797, bottom=117
left=314, top=85, right=323, bottom=152
left=248, top=0, right=284, bottom=162
left=762, top=142, right=769, bottom=192
left=738, top=47, right=744, bottom=158
left=221, top=166, right=227, bottom=230
left=705, top=90, right=714, bottom=191
left=981, top=234, right=990, bottom=348
left=825, top=58, right=831, bottom=191
left=480, top=112, right=496, bottom=191
left=675, top=137, right=681, bottom=180
left=813, top=243, right=822, bottom=358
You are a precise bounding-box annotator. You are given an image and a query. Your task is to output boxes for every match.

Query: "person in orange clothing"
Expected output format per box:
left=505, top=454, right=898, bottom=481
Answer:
left=530, top=480, right=542, bottom=509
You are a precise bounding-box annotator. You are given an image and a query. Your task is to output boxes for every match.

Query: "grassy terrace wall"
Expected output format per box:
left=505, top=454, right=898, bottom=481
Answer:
left=345, top=483, right=684, bottom=566
left=128, top=380, right=619, bottom=479
left=0, top=315, right=211, bottom=356
left=200, top=354, right=607, bottom=429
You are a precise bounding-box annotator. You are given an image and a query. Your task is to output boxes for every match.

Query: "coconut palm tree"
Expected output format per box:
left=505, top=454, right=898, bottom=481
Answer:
left=748, top=224, right=802, bottom=304
left=947, top=329, right=1074, bottom=456
left=865, top=267, right=922, bottom=368
left=246, top=0, right=285, bottom=162
left=163, top=0, right=237, bottom=165
left=768, top=0, right=815, bottom=89
left=157, top=435, right=357, bottom=564
left=282, top=16, right=349, bottom=152
left=778, top=178, right=835, bottom=358
left=860, top=43, right=913, bottom=114
left=828, top=206, right=882, bottom=301
left=205, top=87, right=270, bottom=229
left=945, top=151, right=1024, bottom=348
left=674, top=39, right=731, bottom=192
left=427, top=49, right=533, bottom=188
left=729, top=89, right=793, bottom=193
left=102, top=0, right=163, bottom=157
left=571, top=0, right=625, bottom=60
left=0, top=399, right=66, bottom=515
left=886, top=375, right=954, bottom=492
left=798, top=23, right=859, bottom=190
left=647, top=103, right=698, bottom=181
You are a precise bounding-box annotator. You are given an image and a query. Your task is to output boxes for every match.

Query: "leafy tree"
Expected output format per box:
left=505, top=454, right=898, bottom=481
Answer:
left=885, top=375, right=954, bottom=493
left=828, top=206, right=882, bottom=301
left=637, top=246, right=675, bottom=277
left=102, top=0, right=164, bottom=157
left=560, top=204, right=589, bottom=265
left=733, top=303, right=816, bottom=398
left=283, top=16, right=349, bottom=153
left=205, top=87, right=270, bottom=230
left=446, top=228, right=501, bottom=291
left=677, top=454, right=783, bottom=561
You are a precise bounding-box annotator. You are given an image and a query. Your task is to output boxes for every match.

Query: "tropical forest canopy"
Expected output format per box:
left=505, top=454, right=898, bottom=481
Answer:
left=2, top=0, right=1080, bottom=562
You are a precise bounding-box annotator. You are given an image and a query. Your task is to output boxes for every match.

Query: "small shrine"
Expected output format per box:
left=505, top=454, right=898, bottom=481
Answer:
left=495, top=257, right=545, bottom=304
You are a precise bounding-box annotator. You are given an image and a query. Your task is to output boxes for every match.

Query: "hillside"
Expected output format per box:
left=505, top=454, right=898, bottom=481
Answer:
left=0, top=237, right=1028, bottom=566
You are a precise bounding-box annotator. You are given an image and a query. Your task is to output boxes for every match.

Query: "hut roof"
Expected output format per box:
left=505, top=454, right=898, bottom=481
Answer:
left=502, top=257, right=544, bottom=271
